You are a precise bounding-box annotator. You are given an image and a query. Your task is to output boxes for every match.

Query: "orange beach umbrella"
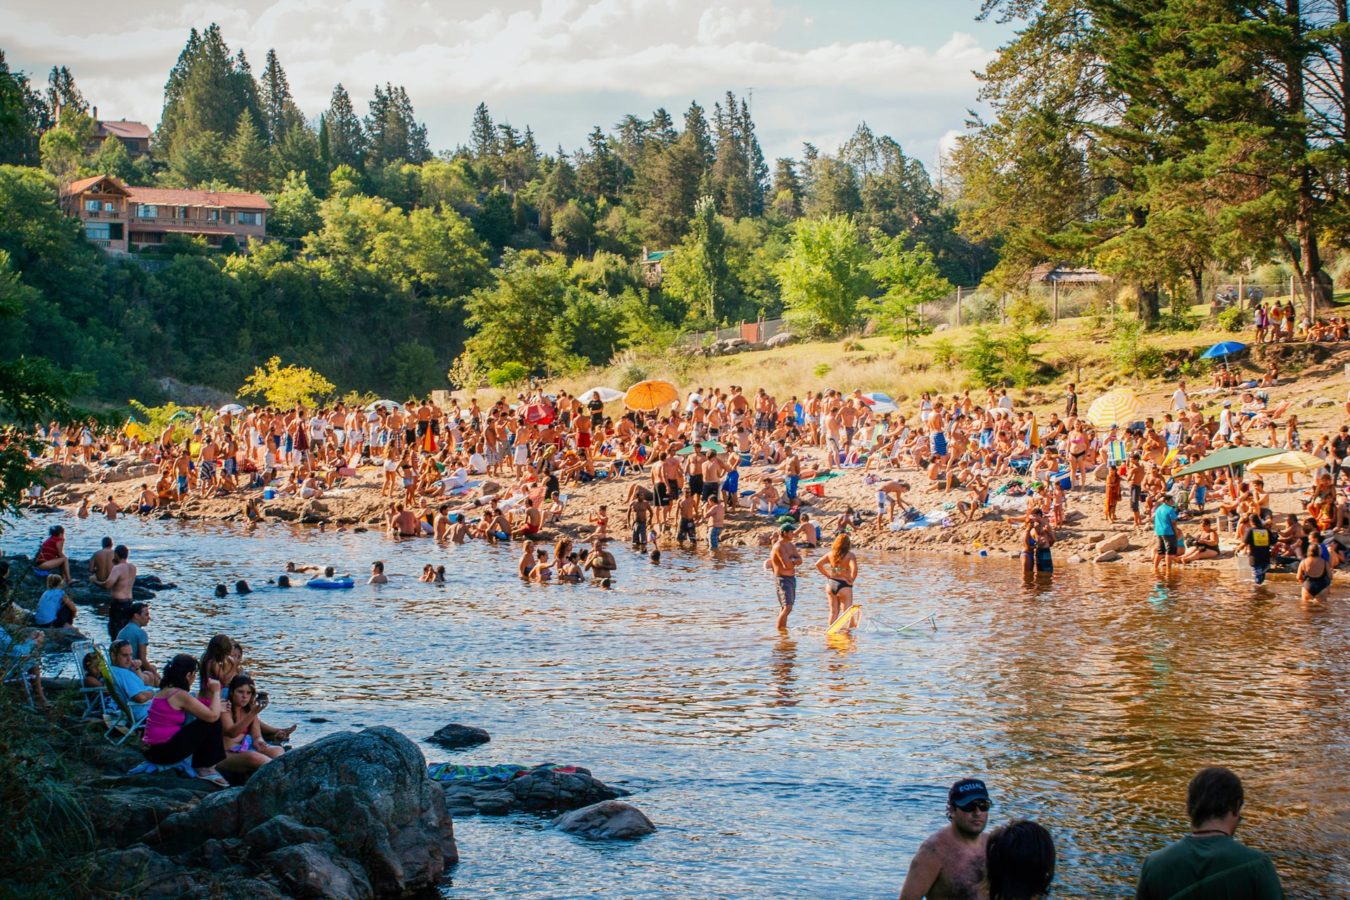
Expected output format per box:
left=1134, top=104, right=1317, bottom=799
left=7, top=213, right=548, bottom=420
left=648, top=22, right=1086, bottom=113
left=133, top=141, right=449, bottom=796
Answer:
left=624, top=380, right=679, bottom=411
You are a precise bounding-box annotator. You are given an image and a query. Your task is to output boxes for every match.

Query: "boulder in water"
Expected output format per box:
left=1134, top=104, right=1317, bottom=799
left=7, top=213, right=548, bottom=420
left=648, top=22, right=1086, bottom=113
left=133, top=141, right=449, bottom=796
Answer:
left=439, top=764, right=628, bottom=817
left=554, top=800, right=655, bottom=840
left=428, top=723, right=490, bottom=749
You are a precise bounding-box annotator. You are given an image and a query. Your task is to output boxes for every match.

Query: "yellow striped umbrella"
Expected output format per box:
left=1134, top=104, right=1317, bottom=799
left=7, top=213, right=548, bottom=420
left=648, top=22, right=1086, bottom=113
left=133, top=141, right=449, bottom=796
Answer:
left=624, top=380, right=679, bottom=412
left=1087, top=389, right=1141, bottom=428
left=1245, top=450, right=1326, bottom=475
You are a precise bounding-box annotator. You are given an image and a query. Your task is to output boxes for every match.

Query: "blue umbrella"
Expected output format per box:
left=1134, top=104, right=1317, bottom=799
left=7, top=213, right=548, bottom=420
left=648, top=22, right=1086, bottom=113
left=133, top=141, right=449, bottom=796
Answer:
left=1201, top=341, right=1247, bottom=359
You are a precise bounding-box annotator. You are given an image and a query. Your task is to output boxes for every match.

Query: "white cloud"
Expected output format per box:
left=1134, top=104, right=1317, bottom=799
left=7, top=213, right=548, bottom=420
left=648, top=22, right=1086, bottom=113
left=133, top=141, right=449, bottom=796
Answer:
left=2, top=0, right=995, bottom=164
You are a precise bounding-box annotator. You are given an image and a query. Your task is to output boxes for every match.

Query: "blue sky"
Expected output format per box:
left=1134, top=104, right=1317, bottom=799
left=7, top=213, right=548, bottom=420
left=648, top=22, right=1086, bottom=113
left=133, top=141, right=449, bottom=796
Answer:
left=4, top=0, right=1015, bottom=167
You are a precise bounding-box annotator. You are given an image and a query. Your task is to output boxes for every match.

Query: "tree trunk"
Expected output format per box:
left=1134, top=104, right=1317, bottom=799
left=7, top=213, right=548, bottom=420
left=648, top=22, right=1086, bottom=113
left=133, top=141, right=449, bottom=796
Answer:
left=1135, top=283, right=1160, bottom=325
left=1283, top=0, right=1333, bottom=313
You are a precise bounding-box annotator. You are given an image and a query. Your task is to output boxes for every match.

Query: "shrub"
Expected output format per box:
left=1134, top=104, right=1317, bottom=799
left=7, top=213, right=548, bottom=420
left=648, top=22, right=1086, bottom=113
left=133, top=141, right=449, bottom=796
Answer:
left=1111, top=318, right=1166, bottom=378
left=618, top=362, right=650, bottom=389
left=842, top=339, right=864, bottom=352
left=931, top=338, right=957, bottom=370
left=1217, top=305, right=1249, bottom=332
left=486, top=361, right=529, bottom=388
left=963, top=327, right=1006, bottom=387
left=1007, top=294, right=1052, bottom=328
left=813, top=363, right=832, bottom=378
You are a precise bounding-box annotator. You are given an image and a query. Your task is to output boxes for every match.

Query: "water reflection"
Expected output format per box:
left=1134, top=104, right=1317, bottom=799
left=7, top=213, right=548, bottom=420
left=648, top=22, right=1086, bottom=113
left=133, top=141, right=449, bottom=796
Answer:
left=4, top=514, right=1348, bottom=898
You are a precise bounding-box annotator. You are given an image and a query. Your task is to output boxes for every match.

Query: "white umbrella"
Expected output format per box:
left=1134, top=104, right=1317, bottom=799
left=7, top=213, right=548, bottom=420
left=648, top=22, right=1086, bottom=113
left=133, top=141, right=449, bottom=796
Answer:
left=579, top=387, right=624, bottom=403
left=861, top=391, right=899, bottom=414
left=217, top=404, right=246, bottom=416
left=366, top=400, right=404, bottom=412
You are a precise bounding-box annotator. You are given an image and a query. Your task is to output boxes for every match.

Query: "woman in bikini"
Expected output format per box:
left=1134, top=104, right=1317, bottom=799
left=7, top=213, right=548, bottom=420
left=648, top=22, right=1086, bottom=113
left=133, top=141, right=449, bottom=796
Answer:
left=814, top=533, right=859, bottom=626
left=217, top=674, right=285, bottom=778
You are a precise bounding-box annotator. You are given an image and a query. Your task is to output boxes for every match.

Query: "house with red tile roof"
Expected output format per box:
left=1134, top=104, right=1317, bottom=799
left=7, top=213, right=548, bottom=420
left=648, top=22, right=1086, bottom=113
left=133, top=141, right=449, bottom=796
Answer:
left=60, top=174, right=271, bottom=254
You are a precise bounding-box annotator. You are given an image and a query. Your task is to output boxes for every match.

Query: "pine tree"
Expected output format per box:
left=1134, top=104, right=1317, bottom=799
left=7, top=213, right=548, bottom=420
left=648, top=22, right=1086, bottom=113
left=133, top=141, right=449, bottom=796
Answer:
left=471, top=103, right=497, bottom=159
left=226, top=111, right=269, bottom=189
left=324, top=83, right=365, bottom=170
left=259, top=49, right=304, bottom=145
left=45, top=66, right=86, bottom=119
left=156, top=24, right=262, bottom=162
left=649, top=108, right=677, bottom=146
left=0, top=51, right=46, bottom=165
left=682, top=101, right=714, bottom=170
left=771, top=158, right=802, bottom=219
left=365, top=83, right=429, bottom=168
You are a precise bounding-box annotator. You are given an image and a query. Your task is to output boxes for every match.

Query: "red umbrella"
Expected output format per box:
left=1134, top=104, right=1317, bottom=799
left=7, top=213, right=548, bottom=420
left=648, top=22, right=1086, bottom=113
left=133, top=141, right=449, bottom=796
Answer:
left=522, top=403, right=555, bottom=425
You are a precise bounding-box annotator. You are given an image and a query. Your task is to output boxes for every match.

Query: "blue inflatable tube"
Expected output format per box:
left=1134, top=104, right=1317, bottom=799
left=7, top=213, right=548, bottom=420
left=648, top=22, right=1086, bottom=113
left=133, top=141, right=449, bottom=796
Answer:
left=306, top=577, right=354, bottom=590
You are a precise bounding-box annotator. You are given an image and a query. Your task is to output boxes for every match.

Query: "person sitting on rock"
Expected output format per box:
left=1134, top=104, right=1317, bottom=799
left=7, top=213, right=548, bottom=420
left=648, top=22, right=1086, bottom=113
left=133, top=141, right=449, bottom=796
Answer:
left=217, top=674, right=285, bottom=778
left=33, top=574, right=77, bottom=628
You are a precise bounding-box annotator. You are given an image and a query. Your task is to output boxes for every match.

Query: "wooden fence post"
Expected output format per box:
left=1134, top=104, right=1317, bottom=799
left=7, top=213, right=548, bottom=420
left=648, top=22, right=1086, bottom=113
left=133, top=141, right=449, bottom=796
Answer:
left=956, top=286, right=963, bottom=326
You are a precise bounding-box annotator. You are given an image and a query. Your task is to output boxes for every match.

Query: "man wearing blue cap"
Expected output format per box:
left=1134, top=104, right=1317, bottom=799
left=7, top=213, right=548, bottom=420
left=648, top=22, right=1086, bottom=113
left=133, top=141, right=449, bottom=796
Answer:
left=899, top=777, right=992, bottom=899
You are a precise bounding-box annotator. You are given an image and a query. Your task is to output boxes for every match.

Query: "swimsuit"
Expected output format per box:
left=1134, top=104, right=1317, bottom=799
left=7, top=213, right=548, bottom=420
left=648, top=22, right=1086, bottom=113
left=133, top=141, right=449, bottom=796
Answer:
left=826, top=577, right=852, bottom=595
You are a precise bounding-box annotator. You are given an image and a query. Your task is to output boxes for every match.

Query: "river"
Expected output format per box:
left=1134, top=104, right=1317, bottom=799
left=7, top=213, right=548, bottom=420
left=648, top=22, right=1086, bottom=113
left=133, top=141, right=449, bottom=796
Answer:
left=6, top=514, right=1349, bottom=898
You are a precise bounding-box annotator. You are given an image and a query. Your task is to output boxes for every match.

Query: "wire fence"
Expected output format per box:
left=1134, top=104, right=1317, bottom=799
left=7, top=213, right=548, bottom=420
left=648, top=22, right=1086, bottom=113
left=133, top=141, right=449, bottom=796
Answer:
left=674, top=280, right=1305, bottom=346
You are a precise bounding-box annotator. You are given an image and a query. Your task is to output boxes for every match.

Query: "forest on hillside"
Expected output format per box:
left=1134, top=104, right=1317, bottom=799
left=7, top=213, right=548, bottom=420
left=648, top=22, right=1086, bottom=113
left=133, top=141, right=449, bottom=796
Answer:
left=1, top=3, right=1348, bottom=405
left=0, top=25, right=985, bottom=402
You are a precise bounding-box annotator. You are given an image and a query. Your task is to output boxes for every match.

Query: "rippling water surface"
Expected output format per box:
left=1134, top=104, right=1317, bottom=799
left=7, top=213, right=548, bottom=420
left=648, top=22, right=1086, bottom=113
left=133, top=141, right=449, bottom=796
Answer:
left=7, top=514, right=1349, bottom=898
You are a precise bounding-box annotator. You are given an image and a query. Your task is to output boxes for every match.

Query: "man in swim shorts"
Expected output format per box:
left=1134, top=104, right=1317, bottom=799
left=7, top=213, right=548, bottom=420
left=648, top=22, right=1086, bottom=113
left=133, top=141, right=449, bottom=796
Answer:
left=899, top=778, right=992, bottom=900
left=768, top=524, right=801, bottom=631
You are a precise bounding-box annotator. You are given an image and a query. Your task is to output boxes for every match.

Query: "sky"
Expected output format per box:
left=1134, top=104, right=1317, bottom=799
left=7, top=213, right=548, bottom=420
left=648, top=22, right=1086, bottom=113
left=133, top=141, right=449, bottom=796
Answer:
left=3, top=0, right=1014, bottom=169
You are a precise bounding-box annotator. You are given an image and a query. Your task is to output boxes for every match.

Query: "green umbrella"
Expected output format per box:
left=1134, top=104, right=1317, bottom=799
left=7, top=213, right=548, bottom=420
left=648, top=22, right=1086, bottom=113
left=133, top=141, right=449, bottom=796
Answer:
left=1173, top=446, right=1284, bottom=477
left=675, top=440, right=726, bottom=456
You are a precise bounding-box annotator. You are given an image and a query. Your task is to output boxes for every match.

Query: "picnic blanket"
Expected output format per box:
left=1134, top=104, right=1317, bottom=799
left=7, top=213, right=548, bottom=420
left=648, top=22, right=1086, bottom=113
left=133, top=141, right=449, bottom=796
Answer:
left=427, top=762, right=578, bottom=784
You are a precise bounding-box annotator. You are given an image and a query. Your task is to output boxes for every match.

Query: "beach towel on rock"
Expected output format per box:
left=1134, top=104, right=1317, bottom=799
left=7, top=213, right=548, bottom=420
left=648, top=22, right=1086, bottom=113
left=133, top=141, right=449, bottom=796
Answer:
left=427, top=762, right=579, bottom=784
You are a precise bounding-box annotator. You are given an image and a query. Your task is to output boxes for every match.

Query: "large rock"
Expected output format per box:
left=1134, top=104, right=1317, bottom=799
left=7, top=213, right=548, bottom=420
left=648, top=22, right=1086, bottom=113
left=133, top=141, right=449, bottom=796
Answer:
left=427, top=723, right=490, bottom=750
left=92, top=845, right=200, bottom=899
left=765, top=332, right=796, bottom=348
left=82, top=782, right=208, bottom=848
left=266, top=842, right=373, bottom=900
left=440, top=764, right=628, bottom=817
left=141, top=727, right=456, bottom=896
left=1096, top=533, right=1131, bottom=554
left=236, top=726, right=456, bottom=894
left=554, top=800, right=655, bottom=840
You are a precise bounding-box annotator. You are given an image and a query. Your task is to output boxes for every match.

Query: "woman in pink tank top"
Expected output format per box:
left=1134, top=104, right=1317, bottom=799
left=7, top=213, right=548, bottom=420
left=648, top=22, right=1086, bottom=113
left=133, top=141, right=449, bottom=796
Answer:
left=142, top=653, right=227, bottom=786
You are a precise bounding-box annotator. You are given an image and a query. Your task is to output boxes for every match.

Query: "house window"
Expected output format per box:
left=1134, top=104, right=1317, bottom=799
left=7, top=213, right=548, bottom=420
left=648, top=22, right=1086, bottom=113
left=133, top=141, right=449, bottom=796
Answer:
left=84, top=199, right=100, bottom=212
left=103, top=201, right=115, bottom=213
left=84, top=223, right=111, bottom=241
left=136, top=204, right=157, bottom=218
left=223, top=211, right=234, bottom=225
left=237, top=211, right=261, bottom=226
left=207, top=209, right=220, bottom=222
left=178, top=206, right=189, bottom=219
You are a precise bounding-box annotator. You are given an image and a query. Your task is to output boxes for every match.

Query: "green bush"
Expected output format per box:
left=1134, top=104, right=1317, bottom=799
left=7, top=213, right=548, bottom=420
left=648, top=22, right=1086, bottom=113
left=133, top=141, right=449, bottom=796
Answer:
left=1111, top=318, right=1166, bottom=378
left=931, top=338, right=957, bottom=370
left=486, top=361, right=529, bottom=388
left=1007, top=295, right=1052, bottom=328
left=842, top=339, right=864, bottom=352
left=813, top=363, right=832, bottom=378
left=1217, top=305, right=1249, bottom=332
left=618, top=362, right=650, bottom=389
left=963, top=327, right=1006, bottom=387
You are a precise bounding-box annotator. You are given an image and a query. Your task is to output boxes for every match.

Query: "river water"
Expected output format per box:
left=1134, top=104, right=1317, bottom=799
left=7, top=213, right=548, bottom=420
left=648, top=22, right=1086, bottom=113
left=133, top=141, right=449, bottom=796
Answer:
left=6, top=514, right=1349, bottom=898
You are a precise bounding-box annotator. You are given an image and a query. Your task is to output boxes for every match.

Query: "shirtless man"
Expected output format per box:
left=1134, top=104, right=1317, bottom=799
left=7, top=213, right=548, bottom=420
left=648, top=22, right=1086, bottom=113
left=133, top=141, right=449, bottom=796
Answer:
left=100, top=545, right=138, bottom=642
left=676, top=487, right=701, bottom=546
left=88, top=536, right=114, bottom=584
left=137, top=482, right=158, bottom=514
left=768, top=525, right=802, bottom=631
left=704, top=495, right=726, bottom=549
left=875, top=480, right=911, bottom=530
left=899, top=778, right=992, bottom=900
left=584, top=538, right=617, bottom=588
left=783, top=448, right=802, bottom=502
left=627, top=492, right=653, bottom=550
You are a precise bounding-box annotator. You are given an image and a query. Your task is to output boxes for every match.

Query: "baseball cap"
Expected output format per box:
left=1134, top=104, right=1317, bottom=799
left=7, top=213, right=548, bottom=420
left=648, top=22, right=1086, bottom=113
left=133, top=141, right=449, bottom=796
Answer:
left=949, top=778, right=991, bottom=809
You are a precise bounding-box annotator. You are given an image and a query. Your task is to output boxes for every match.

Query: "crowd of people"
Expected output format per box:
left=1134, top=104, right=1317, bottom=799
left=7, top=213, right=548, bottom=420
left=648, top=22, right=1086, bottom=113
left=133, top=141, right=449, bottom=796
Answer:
left=14, top=354, right=1350, bottom=632
left=1, top=524, right=295, bottom=785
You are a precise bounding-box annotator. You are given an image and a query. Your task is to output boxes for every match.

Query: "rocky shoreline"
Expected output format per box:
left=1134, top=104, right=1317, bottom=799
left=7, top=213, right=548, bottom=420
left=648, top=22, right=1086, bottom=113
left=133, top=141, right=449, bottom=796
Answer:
left=1, top=567, right=655, bottom=899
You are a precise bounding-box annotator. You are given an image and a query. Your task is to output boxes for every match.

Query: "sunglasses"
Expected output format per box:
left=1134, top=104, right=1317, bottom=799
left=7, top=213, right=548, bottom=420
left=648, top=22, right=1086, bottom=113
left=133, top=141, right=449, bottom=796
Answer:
left=957, top=800, right=992, bottom=813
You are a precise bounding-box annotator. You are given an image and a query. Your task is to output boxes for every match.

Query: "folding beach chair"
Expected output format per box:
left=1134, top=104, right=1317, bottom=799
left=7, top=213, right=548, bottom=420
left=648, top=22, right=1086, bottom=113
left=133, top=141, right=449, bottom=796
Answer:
left=96, top=643, right=149, bottom=746
left=1107, top=440, right=1128, bottom=466
left=2, top=652, right=36, bottom=708
left=67, top=639, right=112, bottom=719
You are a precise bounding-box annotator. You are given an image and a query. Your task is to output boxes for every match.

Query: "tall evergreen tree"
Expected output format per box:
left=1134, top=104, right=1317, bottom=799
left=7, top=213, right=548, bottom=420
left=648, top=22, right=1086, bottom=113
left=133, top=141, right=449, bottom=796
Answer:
left=45, top=66, right=86, bottom=119
left=324, top=83, right=365, bottom=171
left=471, top=102, right=497, bottom=159
left=226, top=110, right=269, bottom=190
left=0, top=51, right=45, bottom=165
left=259, top=49, right=305, bottom=145
left=365, top=83, right=429, bottom=168
left=156, top=25, right=262, bottom=163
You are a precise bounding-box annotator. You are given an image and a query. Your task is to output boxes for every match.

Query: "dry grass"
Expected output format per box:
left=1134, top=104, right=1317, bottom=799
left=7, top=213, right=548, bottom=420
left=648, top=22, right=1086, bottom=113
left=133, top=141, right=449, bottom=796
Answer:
left=465, top=293, right=1349, bottom=417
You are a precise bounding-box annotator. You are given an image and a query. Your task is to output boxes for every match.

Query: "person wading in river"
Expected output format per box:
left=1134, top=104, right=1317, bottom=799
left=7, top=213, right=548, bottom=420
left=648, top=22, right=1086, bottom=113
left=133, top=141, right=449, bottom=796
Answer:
left=899, top=778, right=992, bottom=900
left=768, top=524, right=801, bottom=631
